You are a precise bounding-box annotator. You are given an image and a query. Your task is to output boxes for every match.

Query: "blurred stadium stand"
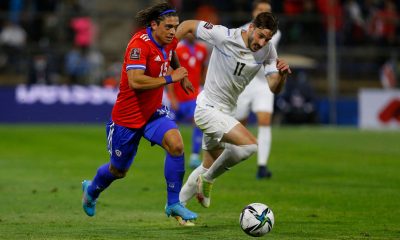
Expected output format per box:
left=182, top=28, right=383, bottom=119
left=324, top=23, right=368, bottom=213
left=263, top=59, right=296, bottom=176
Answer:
left=0, top=0, right=399, bottom=126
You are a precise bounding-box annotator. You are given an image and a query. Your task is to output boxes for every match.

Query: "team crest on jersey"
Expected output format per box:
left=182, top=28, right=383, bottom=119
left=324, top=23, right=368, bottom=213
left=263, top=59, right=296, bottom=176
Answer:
left=115, top=149, right=122, bottom=157
left=154, top=55, right=161, bottom=61
left=130, top=48, right=141, bottom=60
left=203, top=22, right=214, bottom=29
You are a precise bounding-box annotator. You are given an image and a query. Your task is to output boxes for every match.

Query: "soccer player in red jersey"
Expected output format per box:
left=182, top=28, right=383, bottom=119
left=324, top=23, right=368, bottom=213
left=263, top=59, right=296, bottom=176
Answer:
left=167, top=34, right=208, bottom=169
left=81, top=2, right=197, bottom=225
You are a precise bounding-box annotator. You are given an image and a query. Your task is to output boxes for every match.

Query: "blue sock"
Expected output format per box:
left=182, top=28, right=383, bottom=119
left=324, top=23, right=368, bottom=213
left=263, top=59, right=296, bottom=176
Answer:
left=164, top=153, right=185, bottom=206
left=87, top=163, right=117, bottom=199
left=191, top=127, right=203, bottom=154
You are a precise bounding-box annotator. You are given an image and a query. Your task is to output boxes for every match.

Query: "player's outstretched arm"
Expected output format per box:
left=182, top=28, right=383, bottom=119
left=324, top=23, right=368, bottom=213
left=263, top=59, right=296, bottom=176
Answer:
left=176, top=20, right=200, bottom=40
left=267, top=58, right=291, bottom=94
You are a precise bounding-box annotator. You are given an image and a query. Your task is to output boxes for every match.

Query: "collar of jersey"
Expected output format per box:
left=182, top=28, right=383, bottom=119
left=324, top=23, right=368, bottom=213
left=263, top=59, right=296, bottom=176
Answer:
left=146, top=27, right=167, bottom=59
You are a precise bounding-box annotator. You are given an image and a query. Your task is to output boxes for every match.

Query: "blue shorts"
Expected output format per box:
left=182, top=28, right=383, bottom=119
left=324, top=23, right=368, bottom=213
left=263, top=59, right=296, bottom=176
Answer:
left=173, top=99, right=196, bottom=123
left=106, top=106, right=177, bottom=171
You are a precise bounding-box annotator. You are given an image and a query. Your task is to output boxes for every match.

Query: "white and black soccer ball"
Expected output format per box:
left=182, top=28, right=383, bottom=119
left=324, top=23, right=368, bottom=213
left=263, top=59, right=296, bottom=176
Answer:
left=239, top=203, right=274, bottom=237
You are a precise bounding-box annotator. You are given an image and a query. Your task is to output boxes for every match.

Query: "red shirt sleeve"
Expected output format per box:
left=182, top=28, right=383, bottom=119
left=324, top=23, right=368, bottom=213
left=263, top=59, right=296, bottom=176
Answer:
left=125, top=38, right=150, bottom=72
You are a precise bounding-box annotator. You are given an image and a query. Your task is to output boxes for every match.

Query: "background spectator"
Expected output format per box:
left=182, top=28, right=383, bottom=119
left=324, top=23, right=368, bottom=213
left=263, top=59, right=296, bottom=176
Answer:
left=0, top=21, right=26, bottom=73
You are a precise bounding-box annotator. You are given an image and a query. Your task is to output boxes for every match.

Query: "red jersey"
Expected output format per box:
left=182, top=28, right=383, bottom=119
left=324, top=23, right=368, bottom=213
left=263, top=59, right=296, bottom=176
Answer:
left=173, top=40, right=208, bottom=102
left=112, top=28, right=178, bottom=128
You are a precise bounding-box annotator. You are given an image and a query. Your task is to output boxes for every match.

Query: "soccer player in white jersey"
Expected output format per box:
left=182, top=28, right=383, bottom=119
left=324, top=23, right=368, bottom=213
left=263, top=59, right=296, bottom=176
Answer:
left=236, top=0, right=281, bottom=179
left=176, top=12, right=291, bottom=208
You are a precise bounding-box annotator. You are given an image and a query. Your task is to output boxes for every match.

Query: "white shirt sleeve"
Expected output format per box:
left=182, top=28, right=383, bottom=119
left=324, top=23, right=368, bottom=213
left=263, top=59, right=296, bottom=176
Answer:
left=264, top=43, right=279, bottom=75
left=195, top=21, right=229, bottom=46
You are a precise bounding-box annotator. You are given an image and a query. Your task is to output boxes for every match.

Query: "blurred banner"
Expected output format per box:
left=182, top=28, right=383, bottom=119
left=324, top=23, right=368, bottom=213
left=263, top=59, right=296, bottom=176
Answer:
left=0, top=85, right=117, bottom=123
left=359, top=89, right=400, bottom=129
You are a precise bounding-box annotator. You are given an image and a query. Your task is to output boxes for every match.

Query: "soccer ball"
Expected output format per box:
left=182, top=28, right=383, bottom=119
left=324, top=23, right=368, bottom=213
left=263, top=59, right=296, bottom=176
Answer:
left=239, top=203, right=274, bottom=237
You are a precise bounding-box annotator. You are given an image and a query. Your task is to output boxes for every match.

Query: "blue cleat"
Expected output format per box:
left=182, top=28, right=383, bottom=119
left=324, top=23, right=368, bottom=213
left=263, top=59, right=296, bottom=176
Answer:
left=82, top=180, right=96, bottom=217
left=165, top=202, right=197, bottom=226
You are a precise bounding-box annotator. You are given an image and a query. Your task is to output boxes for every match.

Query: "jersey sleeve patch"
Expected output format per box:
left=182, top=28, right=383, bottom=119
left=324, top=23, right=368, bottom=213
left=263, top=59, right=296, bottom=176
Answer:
left=203, top=22, right=214, bottom=29
left=130, top=48, right=141, bottom=60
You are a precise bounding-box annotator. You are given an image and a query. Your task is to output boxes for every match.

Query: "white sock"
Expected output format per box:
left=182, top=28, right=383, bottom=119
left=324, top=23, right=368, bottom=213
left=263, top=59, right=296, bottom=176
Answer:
left=257, top=126, right=271, bottom=166
left=179, top=165, right=207, bottom=204
left=203, top=144, right=257, bottom=181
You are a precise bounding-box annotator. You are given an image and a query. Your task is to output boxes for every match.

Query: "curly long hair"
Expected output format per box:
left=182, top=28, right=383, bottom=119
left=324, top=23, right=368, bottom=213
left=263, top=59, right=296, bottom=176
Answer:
left=135, top=1, right=178, bottom=28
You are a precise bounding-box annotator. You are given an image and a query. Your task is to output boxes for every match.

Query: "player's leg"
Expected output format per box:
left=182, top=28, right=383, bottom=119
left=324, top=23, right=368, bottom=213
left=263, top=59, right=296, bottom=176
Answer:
left=197, top=125, right=258, bottom=208
left=255, top=111, right=273, bottom=179
left=252, top=88, right=274, bottom=179
left=202, top=123, right=258, bottom=181
left=194, top=105, right=257, bottom=207
left=144, top=111, right=197, bottom=223
left=82, top=121, right=141, bottom=217
left=180, top=145, right=223, bottom=204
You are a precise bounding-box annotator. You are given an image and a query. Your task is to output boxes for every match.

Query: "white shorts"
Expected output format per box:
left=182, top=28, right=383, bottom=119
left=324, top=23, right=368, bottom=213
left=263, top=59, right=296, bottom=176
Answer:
left=194, top=104, right=239, bottom=150
left=235, top=75, right=274, bottom=120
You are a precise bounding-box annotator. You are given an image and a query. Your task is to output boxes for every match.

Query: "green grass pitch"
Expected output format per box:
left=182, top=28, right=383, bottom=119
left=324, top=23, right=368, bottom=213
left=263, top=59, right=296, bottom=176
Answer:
left=0, top=124, right=399, bottom=239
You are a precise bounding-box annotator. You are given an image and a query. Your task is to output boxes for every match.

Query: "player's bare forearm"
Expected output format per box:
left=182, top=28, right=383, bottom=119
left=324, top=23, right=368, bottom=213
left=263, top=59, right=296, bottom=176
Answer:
left=267, top=58, right=291, bottom=94
left=128, top=70, right=168, bottom=90
left=127, top=69, right=187, bottom=90
left=176, top=20, right=199, bottom=40
left=267, top=73, right=287, bottom=94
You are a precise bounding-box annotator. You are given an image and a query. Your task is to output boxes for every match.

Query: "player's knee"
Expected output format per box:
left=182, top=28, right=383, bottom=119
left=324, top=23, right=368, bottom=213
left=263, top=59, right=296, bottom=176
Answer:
left=109, top=164, right=127, bottom=179
left=168, top=142, right=184, bottom=156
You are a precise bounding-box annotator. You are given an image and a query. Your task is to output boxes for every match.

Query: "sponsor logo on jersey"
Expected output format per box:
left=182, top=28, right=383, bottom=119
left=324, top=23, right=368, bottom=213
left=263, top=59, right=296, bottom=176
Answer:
left=203, top=22, right=214, bottom=29
left=154, top=55, right=161, bottom=61
left=130, top=48, right=141, bottom=60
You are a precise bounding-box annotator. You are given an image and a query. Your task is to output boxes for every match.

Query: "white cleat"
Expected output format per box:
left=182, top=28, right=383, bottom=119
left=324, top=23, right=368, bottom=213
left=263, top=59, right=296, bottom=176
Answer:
left=196, top=174, right=213, bottom=208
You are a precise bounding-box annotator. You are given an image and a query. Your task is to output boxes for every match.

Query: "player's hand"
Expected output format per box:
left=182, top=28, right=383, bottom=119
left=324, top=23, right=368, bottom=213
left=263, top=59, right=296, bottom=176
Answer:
left=180, top=77, right=194, bottom=95
left=171, top=67, right=188, bottom=82
left=277, top=59, right=291, bottom=76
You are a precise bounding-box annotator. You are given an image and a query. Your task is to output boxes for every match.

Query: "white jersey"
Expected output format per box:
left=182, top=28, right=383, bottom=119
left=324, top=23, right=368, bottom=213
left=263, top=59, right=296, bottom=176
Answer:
left=195, top=21, right=279, bottom=114
left=235, top=23, right=282, bottom=119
